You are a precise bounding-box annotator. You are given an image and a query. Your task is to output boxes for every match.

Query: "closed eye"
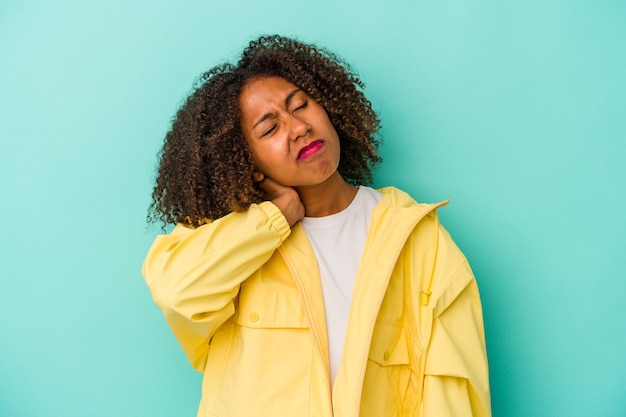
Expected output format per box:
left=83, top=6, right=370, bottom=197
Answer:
left=261, top=124, right=278, bottom=137
left=292, top=101, right=308, bottom=112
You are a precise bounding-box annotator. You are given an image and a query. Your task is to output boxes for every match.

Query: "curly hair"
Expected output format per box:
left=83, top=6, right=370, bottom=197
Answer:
left=149, top=35, right=382, bottom=227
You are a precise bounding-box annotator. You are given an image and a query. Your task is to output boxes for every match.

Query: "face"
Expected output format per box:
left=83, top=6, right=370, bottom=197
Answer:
left=239, top=76, right=341, bottom=189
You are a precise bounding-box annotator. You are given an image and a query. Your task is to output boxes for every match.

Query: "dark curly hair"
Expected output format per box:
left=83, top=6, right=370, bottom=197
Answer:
left=149, top=35, right=382, bottom=227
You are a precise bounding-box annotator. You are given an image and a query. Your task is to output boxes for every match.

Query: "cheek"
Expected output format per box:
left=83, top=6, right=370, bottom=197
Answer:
left=249, top=143, right=280, bottom=172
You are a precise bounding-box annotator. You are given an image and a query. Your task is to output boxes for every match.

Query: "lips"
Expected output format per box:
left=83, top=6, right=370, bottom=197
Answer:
left=298, top=139, right=325, bottom=160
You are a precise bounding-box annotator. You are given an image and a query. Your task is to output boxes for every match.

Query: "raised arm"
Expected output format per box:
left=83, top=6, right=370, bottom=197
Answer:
left=142, top=201, right=291, bottom=371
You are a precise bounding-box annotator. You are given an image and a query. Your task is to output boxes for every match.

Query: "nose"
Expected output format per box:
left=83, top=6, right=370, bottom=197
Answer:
left=289, top=114, right=311, bottom=141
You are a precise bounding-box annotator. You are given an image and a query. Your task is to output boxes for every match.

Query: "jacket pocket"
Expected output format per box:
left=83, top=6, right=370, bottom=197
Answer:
left=368, top=322, right=410, bottom=366
left=234, top=283, right=308, bottom=328
left=361, top=322, right=417, bottom=417
left=203, top=283, right=313, bottom=417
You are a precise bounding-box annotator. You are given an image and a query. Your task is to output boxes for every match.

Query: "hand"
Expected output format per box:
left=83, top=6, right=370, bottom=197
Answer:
left=254, top=173, right=304, bottom=227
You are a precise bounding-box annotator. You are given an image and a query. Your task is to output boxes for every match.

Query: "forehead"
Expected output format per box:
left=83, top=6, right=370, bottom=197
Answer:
left=238, top=76, right=305, bottom=129
left=240, top=76, right=299, bottom=106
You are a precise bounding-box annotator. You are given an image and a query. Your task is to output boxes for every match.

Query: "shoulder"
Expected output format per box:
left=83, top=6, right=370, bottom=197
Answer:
left=373, top=186, right=449, bottom=221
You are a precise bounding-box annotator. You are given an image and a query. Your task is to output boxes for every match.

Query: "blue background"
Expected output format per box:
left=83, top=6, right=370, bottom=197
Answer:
left=1, top=1, right=625, bottom=416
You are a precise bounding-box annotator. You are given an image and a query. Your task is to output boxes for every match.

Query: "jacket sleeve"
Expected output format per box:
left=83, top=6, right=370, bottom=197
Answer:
left=422, top=261, right=491, bottom=417
left=141, top=202, right=291, bottom=372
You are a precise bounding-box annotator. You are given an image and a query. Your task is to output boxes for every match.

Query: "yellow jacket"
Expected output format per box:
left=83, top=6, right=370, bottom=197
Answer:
left=143, top=187, right=491, bottom=416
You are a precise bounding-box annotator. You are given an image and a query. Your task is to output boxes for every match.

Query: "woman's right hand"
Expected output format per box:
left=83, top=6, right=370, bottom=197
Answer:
left=254, top=173, right=305, bottom=227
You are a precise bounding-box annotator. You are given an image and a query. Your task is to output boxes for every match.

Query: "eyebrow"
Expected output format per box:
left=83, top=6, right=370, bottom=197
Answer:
left=252, top=88, right=302, bottom=129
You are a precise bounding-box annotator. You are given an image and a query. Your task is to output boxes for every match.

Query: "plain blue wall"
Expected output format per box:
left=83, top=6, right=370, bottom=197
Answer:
left=1, top=1, right=625, bottom=416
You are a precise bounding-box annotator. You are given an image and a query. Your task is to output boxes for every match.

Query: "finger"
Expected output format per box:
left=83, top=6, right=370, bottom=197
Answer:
left=257, top=177, right=291, bottom=198
left=257, top=176, right=279, bottom=194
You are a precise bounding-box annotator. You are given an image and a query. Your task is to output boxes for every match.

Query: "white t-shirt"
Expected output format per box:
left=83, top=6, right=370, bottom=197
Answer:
left=300, top=186, right=383, bottom=384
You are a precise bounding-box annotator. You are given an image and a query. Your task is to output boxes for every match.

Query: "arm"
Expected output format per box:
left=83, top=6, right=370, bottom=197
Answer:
left=422, top=262, right=491, bottom=416
left=142, top=202, right=291, bottom=371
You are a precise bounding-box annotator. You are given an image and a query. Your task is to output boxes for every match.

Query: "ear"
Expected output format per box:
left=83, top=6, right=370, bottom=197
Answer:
left=253, top=171, right=265, bottom=182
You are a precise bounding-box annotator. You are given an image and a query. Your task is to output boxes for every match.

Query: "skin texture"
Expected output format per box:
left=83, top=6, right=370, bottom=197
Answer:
left=239, top=76, right=357, bottom=223
left=149, top=35, right=381, bottom=227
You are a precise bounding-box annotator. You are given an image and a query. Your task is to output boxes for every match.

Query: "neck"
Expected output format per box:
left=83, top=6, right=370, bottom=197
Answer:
left=296, top=172, right=358, bottom=218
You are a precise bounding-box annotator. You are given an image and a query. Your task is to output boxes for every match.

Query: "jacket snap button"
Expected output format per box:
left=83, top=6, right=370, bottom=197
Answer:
left=383, top=351, right=390, bottom=361
left=249, top=312, right=259, bottom=322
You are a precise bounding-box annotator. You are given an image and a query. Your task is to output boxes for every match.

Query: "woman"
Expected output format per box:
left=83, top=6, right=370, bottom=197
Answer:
left=143, top=35, right=491, bottom=417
